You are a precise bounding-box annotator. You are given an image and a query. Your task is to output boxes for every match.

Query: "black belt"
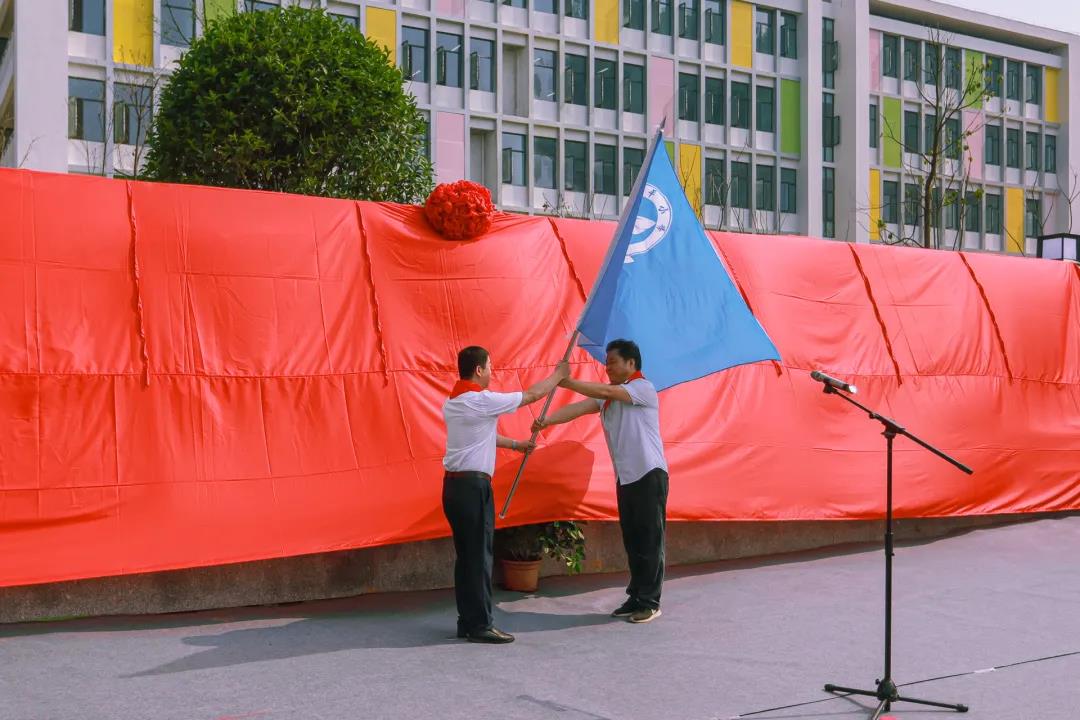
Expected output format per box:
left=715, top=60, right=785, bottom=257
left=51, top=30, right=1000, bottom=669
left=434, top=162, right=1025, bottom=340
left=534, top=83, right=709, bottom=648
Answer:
left=444, top=471, right=491, bottom=480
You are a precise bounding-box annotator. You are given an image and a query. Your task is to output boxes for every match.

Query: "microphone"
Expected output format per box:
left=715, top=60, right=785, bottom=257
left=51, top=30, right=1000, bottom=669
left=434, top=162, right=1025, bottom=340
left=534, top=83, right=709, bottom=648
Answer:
left=811, top=370, right=858, bottom=394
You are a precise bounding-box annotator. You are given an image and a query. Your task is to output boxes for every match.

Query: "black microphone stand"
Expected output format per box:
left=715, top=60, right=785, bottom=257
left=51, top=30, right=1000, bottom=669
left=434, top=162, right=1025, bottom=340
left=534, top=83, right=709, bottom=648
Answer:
left=818, top=382, right=973, bottom=719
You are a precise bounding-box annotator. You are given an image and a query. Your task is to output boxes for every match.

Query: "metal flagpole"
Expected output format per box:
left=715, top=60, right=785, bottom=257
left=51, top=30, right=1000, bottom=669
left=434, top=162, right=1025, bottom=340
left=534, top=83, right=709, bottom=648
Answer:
left=499, top=122, right=666, bottom=518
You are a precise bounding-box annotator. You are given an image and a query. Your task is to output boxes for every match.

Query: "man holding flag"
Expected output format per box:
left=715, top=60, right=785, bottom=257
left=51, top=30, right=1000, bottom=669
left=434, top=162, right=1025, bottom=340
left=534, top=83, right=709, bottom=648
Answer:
left=520, top=126, right=781, bottom=622
left=535, top=338, right=668, bottom=623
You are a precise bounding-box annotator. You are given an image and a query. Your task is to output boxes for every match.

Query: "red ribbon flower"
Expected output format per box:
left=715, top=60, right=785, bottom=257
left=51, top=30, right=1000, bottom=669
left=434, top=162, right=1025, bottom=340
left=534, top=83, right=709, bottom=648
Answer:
left=424, top=180, right=496, bottom=240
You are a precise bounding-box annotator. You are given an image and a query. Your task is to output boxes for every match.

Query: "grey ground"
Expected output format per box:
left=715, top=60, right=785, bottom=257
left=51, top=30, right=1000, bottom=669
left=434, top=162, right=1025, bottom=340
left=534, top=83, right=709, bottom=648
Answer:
left=2, top=516, right=1077, bottom=720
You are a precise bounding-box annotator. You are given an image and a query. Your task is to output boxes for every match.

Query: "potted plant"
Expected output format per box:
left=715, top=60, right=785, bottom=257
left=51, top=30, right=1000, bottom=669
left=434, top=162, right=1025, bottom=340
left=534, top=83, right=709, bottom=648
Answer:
left=496, top=521, right=586, bottom=592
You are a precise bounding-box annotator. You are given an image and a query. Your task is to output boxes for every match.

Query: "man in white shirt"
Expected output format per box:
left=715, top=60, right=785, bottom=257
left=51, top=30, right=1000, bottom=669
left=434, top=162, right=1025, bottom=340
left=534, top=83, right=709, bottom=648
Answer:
left=443, top=346, right=568, bottom=643
left=533, top=339, right=668, bottom=624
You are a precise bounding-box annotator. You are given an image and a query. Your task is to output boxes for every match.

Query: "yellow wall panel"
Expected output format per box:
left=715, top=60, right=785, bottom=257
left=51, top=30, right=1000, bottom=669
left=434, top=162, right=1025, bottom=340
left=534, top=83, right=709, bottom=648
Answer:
left=113, top=0, right=153, bottom=66
left=869, top=169, right=881, bottom=240
left=1006, top=187, right=1024, bottom=253
left=1045, top=67, right=1060, bottom=124
left=594, top=0, right=620, bottom=45
left=679, top=143, right=703, bottom=216
left=731, top=1, right=753, bottom=69
left=366, top=7, right=398, bottom=66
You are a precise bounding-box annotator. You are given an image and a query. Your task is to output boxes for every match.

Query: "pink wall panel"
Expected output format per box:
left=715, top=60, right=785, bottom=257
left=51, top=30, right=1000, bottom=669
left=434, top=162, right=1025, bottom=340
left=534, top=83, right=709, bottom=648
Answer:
left=649, top=56, right=675, bottom=130
left=435, top=112, right=466, bottom=185
left=964, top=111, right=984, bottom=181
left=436, top=0, right=465, bottom=16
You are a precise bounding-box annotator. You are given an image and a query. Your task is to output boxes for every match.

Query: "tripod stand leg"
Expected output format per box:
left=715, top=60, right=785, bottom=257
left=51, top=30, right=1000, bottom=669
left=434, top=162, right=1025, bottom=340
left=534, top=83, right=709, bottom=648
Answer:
left=894, top=694, right=969, bottom=712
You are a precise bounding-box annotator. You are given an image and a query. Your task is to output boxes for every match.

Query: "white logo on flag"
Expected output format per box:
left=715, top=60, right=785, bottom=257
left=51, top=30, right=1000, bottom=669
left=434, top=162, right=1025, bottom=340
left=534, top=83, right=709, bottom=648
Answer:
left=625, top=184, right=672, bottom=264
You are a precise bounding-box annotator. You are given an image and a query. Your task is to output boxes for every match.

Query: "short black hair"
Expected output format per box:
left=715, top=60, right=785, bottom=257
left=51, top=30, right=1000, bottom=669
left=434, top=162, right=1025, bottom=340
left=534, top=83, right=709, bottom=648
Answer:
left=605, top=339, right=642, bottom=371
left=457, top=346, right=489, bottom=379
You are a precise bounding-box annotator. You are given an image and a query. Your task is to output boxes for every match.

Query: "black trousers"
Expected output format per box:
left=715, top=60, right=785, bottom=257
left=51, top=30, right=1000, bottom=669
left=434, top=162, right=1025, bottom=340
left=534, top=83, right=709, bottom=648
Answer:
left=616, top=467, right=669, bottom=610
left=442, top=472, right=494, bottom=633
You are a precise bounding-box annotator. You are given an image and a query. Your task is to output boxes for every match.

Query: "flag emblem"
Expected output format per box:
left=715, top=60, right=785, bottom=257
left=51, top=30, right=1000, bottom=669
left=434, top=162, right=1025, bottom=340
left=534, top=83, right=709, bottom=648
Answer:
left=626, top=184, right=672, bottom=263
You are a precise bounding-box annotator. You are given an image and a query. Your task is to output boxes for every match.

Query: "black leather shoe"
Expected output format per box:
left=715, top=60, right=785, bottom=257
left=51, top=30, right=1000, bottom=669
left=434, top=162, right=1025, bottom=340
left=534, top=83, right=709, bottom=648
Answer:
left=466, top=627, right=515, bottom=644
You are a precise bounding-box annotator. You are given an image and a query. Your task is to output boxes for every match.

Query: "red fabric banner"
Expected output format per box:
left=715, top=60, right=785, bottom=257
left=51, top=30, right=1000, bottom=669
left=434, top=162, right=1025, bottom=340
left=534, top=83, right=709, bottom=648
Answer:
left=1, top=169, right=1078, bottom=587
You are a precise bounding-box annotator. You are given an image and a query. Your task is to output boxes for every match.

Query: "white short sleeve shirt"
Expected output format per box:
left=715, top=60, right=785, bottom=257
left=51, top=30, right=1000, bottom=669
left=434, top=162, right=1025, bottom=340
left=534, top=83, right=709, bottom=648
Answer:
left=443, top=390, right=524, bottom=476
left=596, top=378, right=668, bottom=485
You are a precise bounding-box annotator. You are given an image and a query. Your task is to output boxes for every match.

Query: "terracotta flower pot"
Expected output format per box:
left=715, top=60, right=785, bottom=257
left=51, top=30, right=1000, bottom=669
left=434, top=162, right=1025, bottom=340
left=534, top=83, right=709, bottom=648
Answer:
left=500, top=558, right=541, bottom=592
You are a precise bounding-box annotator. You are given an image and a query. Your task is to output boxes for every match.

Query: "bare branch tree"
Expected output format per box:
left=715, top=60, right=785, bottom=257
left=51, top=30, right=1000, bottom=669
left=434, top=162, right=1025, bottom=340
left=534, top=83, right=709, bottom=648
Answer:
left=875, top=28, right=991, bottom=250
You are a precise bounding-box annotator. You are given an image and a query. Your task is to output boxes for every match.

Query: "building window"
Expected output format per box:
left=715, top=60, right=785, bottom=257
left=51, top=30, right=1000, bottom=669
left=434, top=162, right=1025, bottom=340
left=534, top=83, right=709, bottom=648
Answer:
left=706, top=157, right=726, bottom=206
left=706, top=77, right=726, bottom=126
left=822, top=19, right=836, bottom=90
left=822, top=92, right=838, bottom=153
left=502, top=132, right=527, bottom=186
left=755, top=8, right=775, bottom=55
left=985, top=56, right=1003, bottom=97
left=945, top=47, right=961, bottom=90
left=1025, top=197, right=1041, bottom=237
left=1025, top=65, right=1042, bottom=105
left=882, top=35, right=899, bottom=79
left=869, top=103, right=878, bottom=149
left=565, top=0, right=588, bottom=20
left=624, top=63, right=645, bottom=114
left=985, top=193, right=1002, bottom=234
left=113, top=82, right=152, bottom=146
left=624, top=0, right=645, bottom=30
left=903, top=38, right=919, bottom=82
left=904, top=183, right=920, bottom=227
left=1026, top=131, right=1040, bottom=171
left=965, top=191, right=981, bottom=232
left=652, top=0, right=674, bottom=36
left=903, top=110, right=920, bottom=154
left=244, top=1, right=280, bottom=11
left=565, top=53, right=588, bottom=105
left=1045, top=134, right=1057, bottom=174
left=780, top=167, right=796, bottom=213
left=68, top=77, right=105, bottom=143
left=823, top=167, right=835, bottom=238
left=924, top=42, right=939, bottom=86
left=678, top=72, right=699, bottom=121
left=594, top=59, right=617, bottom=110
left=1006, top=128, right=1020, bottom=168
left=985, top=124, right=1001, bottom=166
left=925, top=114, right=938, bottom=157
left=594, top=144, right=617, bottom=194
left=679, top=0, right=699, bottom=40
left=503, top=0, right=526, bottom=6
left=535, top=0, right=557, bottom=14
left=401, top=27, right=429, bottom=82
left=535, top=49, right=558, bottom=101
left=755, top=163, right=774, bottom=211
left=1006, top=60, right=1021, bottom=101
left=944, top=190, right=960, bottom=230
left=731, top=161, right=750, bottom=209
left=565, top=140, right=588, bottom=192
left=756, top=85, right=775, bottom=133
left=329, top=13, right=359, bottom=29
left=780, top=13, right=797, bottom=59
left=161, top=0, right=195, bottom=47
left=534, top=136, right=557, bottom=189
left=436, top=32, right=463, bottom=88
left=731, top=81, right=751, bottom=129
left=705, top=1, right=725, bottom=45
left=944, top=117, right=961, bottom=160
left=623, top=146, right=645, bottom=196
left=470, top=38, right=496, bottom=92
left=883, top=180, right=899, bottom=225
left=69, top=0, right=105, bottom=35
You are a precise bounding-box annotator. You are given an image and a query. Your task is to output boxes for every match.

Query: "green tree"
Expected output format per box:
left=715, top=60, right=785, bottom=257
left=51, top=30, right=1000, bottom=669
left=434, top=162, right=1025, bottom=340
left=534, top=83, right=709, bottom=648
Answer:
left=145, top=7, right=432, bottom=203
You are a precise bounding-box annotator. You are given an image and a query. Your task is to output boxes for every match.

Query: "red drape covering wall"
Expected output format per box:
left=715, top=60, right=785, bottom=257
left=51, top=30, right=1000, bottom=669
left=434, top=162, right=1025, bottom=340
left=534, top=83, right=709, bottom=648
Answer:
left=1, top=169, right=1078, bottom=587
